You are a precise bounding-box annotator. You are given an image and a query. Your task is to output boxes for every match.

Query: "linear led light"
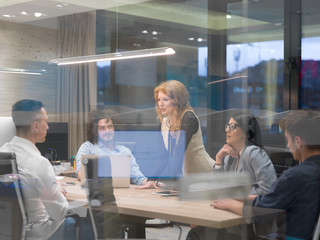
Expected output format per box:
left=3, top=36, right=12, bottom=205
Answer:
left=49, top=47, right=175, bottom=66
left=0, top=67, right=46, bottom=75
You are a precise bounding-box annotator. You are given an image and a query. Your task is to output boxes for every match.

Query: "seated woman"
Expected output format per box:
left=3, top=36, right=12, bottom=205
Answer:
left=75, top=109, right=157, bottom=189
left=213, top=111, right=277, bottom=195
left=186, top=111, right=278, bottom=240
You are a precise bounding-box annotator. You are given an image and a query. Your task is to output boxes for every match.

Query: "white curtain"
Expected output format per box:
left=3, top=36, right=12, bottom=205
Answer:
left=56, top=11, right=97, bottom=157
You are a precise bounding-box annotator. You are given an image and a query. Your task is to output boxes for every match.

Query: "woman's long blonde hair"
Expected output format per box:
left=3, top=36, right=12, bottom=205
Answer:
left=154, top=80, right=193, bottom=130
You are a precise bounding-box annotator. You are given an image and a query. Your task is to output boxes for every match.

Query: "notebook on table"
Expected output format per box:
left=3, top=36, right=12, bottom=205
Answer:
left=80, top=155, right=131, bottom=188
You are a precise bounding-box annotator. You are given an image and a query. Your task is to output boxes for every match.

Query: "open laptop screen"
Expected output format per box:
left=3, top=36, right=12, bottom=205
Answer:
left=114, top=130, right=185, bottom=179
left=97, top=155, right=111, bottom=178
left=82, top=155, right=130, bottom=188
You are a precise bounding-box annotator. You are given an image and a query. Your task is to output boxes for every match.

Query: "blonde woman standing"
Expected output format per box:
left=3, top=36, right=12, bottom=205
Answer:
left=154, top=80, right=215, bottom=176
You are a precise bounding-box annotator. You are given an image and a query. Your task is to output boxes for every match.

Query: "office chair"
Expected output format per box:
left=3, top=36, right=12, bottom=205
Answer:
left=82, top=156, right=123, bottom=239
left=269, top=152, right=298, bottom=177
left=0, top=152, right=29, bottom=240
left=0, top=117, right=15, bottom=147
left=313, top=212, right=320, bottom=240
left=248, top=205, right=286, bottom=240
left=0, top=152, right=81, bottom=240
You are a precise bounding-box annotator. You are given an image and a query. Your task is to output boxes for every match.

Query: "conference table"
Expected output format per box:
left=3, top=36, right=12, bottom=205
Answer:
left=60, top=176, right=245, bottom=229
left=58, top=177, right=245, bottom=229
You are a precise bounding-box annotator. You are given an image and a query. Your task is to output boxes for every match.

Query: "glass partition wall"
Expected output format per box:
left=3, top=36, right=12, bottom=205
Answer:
left=301, top=0, right=320, bottom=110
left=0, top=0, right=319, bottom=239
left=207, top=0, right=287, bottom=156
left=2, top=0, right=317, bottom=153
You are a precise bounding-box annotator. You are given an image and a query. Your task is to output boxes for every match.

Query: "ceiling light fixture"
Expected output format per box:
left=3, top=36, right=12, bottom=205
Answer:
left=50, top=1, right=174, bottom=67
left=0, top=67, right=46, bottom=75
left=34, top=12, right=43, bottom=17
left=49, top=47, right=175, bottom=66
left=56, top=3, right=69, bottom=8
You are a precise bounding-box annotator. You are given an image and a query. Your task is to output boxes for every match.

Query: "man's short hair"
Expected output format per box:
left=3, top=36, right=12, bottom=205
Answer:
left=86, top=109, right=120, bottom=143
left=280, top=110, right=320, bottom=149
left=12, top=99, right=44, bottom=131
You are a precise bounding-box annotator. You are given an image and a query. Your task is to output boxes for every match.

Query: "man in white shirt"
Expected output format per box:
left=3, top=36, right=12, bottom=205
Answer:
left=0, top=99, right=75, bottom=240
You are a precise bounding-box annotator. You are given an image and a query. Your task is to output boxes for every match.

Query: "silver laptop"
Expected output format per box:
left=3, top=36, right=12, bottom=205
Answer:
left=80, top=155, right=131, bottom=188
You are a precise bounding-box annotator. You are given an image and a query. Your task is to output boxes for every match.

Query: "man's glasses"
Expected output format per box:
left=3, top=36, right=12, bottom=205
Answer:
left=225, top=123, right=239, bottom=131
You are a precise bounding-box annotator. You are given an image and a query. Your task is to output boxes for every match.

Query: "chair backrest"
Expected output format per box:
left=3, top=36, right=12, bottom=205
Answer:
left=269, top=151, right=298, bottom=177
left=0, top=152, right=28, bottom=240
left=0, top=117, right=16, bottom=148
left=82, top=156, right=122, bottom=239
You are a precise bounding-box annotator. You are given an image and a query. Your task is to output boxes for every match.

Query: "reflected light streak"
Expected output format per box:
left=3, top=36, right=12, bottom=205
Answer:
left=207, top=75, right=248, bottom=85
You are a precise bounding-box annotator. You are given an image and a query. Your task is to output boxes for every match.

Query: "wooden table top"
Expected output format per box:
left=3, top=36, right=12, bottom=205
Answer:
left=59, top=177, right=245, bottom=229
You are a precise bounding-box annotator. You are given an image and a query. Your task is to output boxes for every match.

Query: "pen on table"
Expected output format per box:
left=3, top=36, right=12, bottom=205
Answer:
left=66, top=182, right=75, bottom=186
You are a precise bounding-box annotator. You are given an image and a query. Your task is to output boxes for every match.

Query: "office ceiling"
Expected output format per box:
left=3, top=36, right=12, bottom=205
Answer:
left=0, top=0, right=267, bottom=30
left=0, top=0, right=319, bottom=46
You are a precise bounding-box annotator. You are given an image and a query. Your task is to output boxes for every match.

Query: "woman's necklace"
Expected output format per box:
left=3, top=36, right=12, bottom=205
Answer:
left=166, top=118, right=171, bottom=129
left=167, top=118, right=179, bottom=138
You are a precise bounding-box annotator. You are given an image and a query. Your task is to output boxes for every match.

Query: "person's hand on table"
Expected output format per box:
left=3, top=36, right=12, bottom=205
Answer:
left=189, top=197, right=238, bottom=230
left=58, top=182, right=67, bottom=197
left=135, top=179, right=165, bottom=189
left=211, top=198, right=244, bottom=216
left=248, top=194, right=258, bottom=200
